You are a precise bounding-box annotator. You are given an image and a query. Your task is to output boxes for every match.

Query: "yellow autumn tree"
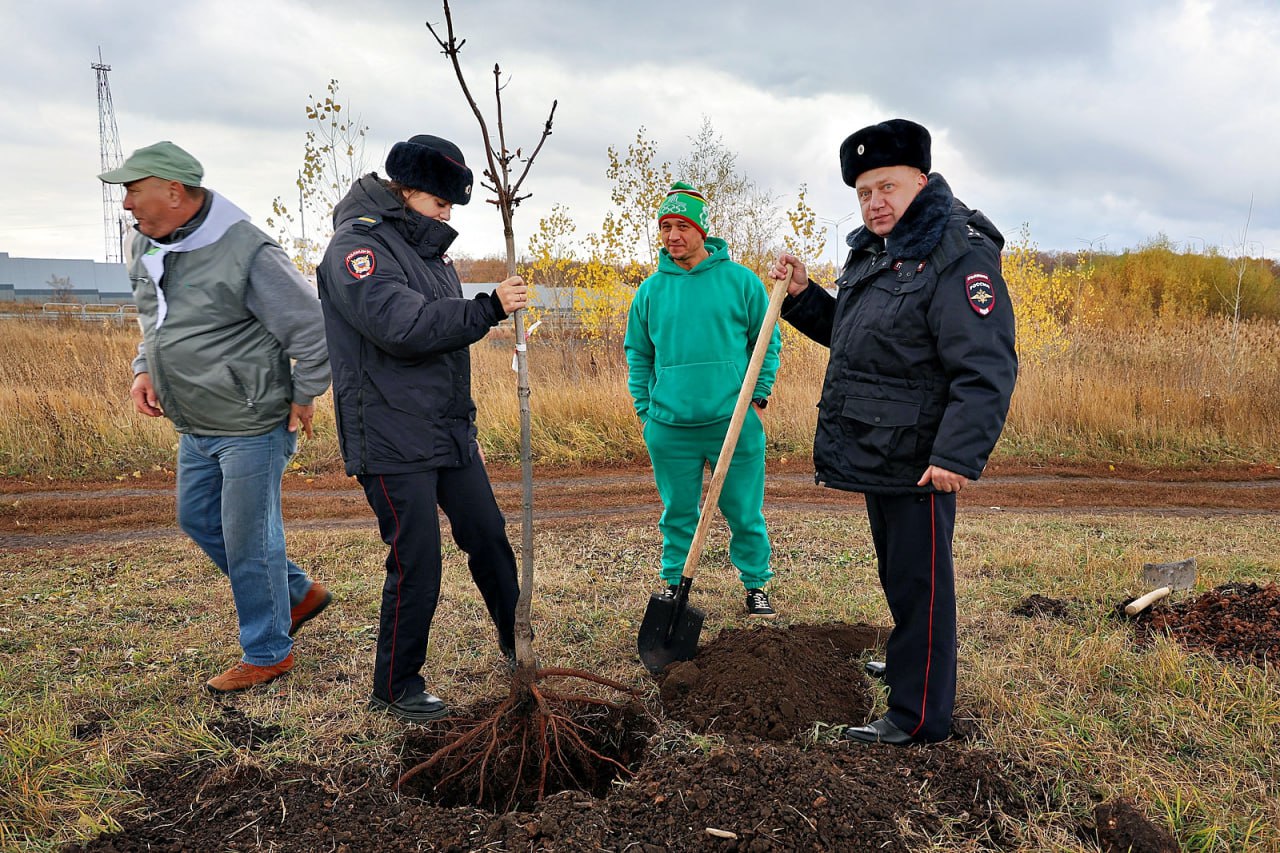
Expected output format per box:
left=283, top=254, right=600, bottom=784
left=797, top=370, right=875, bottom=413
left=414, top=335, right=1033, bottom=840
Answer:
left=267, top=79, right=370, bottom=274
left=776, top=183, right=837, bottom=348
left=572, top=226, right=636, bottom=361
left=518, top=204, right=579, bottom=334
left=1003, top=224, right=1093, bottom=363
left=604, top=127, right=673, bottom=268
left=679, top=118, right=777, bottom=274
left=530, top=124, right=845, bottom=359
left=783, top=183, right=836, bottom=282
left=567, top=128, right=671, bottom=359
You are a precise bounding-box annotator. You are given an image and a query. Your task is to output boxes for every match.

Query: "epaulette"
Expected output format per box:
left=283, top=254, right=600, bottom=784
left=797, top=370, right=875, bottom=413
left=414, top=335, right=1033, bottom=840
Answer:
left=350, top=215, right=382, bottom=232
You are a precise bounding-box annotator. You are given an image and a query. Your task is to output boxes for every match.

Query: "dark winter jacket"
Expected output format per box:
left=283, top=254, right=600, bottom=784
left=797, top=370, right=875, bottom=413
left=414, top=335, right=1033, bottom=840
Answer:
left=782, top=173, right=1017, bottom=494
left=317, top=174, right=508, bottom=476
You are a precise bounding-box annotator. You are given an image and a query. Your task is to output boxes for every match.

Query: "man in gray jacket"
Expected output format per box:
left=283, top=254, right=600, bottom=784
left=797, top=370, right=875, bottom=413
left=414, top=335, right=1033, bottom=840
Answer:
left=100, top=141, right=333, bottom=693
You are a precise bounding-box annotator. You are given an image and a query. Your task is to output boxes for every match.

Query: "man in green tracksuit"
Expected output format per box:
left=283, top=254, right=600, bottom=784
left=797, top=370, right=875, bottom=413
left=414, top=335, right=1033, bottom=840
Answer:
left=625, top=181, right=782, bottom=618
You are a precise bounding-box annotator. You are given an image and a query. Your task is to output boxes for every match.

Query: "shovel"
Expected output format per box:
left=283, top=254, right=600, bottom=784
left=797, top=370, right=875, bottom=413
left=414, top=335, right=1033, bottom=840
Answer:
left=637, top=269, right=791, bottom=675
left=1124, top=557, right=1197, bottom=615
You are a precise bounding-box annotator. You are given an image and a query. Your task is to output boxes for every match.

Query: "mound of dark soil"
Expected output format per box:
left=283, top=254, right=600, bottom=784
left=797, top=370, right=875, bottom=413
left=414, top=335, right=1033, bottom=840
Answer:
left=61, top=621, right=1171, bottom=851
left=1011, top=594, right=1071, bottom=620
left=658, top=622, right=886, bottom=740
left=1130, top=582, right=1280, bottom=666
left=71, top=713, right=110, bottom=741
left=62, top=760, right=491, bottom=853
left=65, top=740, right=1039, bottom=852
left=536, top=740, right=1033, bottom=851
left=205, top=703, right=283, bottom=749
left=1095, top=797, right=1178, bottom=852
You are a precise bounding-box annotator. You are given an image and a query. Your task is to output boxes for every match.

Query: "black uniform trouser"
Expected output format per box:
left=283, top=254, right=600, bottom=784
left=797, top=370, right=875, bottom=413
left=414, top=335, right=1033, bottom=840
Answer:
left=359, top=453, right=519, bottom=702
left=865, top=491, right=957, bottom=741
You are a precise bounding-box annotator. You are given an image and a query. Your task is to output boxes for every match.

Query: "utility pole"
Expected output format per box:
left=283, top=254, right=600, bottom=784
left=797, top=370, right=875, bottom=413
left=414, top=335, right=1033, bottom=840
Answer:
left=93, top=47, right=128, bottom=263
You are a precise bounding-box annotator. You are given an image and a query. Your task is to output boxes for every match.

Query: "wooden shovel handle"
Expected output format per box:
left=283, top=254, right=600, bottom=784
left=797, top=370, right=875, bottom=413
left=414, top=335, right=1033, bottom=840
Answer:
left=679, top=269, right=791, bottom=581
left=1125, top=586, right=1171, bottom=616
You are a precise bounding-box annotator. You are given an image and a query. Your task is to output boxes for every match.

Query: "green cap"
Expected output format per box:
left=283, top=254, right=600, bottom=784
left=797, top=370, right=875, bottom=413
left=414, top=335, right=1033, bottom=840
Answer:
left=98, top=141, right=204, bottom=186
left=657, top=181, right=708, bottom=238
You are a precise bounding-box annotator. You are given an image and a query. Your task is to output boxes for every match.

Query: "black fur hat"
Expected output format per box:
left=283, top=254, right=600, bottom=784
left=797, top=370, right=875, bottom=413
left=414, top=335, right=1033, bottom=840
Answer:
left=839, top=119, right=931, bottom=187
left=385, top=134, right=473, bottom=205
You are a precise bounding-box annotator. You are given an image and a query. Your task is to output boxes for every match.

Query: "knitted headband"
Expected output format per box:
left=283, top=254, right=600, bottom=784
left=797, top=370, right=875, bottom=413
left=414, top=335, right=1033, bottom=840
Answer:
left=656, top=181, right=708, bottom=237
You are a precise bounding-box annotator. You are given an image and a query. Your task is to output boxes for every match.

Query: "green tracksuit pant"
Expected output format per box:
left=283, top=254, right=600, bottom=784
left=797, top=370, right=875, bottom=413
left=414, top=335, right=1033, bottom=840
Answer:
left=642, top=411, right=772, bottom=589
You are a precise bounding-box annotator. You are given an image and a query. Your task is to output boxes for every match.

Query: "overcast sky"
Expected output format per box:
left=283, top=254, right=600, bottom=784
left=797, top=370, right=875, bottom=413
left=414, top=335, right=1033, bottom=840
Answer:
left=2, top=0, right=1277, bottom=270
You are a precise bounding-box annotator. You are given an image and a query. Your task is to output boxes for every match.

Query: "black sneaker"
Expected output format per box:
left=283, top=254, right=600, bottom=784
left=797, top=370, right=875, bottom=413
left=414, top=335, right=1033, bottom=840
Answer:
left=745, top=588, right=777, bottom=619
left=499, top=641, right=517, bottom=672
left=659, top=585, right=679, bottom=600
left=368, top=690, right=448, bottom=722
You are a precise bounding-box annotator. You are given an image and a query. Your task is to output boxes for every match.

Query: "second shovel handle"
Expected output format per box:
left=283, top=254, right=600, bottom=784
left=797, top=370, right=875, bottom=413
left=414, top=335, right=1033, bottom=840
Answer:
left=1124, top=586, right=1171, bottom=616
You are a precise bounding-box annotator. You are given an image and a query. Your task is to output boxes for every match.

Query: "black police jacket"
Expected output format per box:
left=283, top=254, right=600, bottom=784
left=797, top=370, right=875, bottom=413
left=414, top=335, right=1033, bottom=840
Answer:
left=782, top=173, right=1017, bottom=494
left=317, top=175, right=507, bottom=476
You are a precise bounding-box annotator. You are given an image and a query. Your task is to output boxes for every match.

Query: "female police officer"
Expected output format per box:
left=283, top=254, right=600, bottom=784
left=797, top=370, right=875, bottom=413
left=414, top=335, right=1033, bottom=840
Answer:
left=317, top=134, right=528, bottom=721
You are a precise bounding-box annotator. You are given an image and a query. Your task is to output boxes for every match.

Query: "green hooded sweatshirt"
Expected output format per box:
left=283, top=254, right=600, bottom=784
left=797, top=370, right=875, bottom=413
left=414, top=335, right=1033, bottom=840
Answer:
left=625, top=237, right=781, bottom=427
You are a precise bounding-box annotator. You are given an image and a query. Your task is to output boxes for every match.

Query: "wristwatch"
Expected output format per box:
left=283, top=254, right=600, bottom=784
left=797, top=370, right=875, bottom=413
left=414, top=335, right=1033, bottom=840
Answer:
left=752, top=397, right=769, bottom=409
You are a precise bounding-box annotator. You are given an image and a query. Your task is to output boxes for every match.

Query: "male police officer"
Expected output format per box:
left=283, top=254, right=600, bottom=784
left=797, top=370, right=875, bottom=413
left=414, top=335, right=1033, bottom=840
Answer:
left=771, top=119, right=1017, bottom=744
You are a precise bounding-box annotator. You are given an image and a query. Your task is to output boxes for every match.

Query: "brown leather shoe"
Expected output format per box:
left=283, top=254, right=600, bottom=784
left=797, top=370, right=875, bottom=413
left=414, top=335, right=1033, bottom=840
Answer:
left=290, top=582, right=332, bottom=636
left=205, top=653, right=294, bottom=694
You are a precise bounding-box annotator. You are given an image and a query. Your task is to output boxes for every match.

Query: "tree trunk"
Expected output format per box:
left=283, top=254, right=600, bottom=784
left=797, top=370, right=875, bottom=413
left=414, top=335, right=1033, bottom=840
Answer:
left=504, top=215, right=538, bottom=678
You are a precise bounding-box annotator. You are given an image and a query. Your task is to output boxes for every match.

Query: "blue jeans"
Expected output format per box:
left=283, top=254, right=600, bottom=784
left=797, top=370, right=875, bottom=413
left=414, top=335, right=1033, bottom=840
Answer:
left=177, top=422, right=312, bottom=666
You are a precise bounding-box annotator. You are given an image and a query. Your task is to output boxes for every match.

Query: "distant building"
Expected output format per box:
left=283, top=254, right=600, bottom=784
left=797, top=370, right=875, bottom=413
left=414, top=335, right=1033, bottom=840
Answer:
left=0, top=252, right=132, bottom=304
left=460, top=283, right=580, bottom=331
left=1, top=255, right=581, bottom=328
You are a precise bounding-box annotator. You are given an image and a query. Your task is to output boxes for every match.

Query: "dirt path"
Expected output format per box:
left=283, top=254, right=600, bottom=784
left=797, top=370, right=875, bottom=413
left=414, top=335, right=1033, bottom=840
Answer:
left=3, top=460, right=1278, bottom=550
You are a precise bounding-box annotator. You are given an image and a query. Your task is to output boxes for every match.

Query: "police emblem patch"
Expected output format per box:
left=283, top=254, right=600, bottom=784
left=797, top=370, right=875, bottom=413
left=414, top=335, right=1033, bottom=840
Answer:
left=965, top=272, right=995, bottom=316
left=345, top=249, right=376, bottom=280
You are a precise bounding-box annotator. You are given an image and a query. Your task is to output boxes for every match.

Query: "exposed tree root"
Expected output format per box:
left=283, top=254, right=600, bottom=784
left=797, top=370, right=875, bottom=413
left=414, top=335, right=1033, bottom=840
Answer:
left=396, top=667, right=644, bottom=811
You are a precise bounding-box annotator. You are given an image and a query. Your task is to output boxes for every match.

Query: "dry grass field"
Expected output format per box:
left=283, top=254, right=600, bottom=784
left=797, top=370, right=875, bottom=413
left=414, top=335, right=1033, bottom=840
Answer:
left=1, top=315, right=1279, bottom=477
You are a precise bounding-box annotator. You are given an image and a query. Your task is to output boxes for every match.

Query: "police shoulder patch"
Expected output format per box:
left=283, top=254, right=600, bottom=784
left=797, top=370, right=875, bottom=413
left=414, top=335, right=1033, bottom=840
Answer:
left=965, top=272, right=995, bottom=316
left=345, top=248, right=377, bottom=281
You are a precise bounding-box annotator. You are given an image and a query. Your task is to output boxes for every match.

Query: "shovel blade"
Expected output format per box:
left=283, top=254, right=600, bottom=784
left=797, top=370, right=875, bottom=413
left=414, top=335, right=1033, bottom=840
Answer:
left=637, top=592, right=705, bottom=675
left=1142, top=557, right=1197, bottom=591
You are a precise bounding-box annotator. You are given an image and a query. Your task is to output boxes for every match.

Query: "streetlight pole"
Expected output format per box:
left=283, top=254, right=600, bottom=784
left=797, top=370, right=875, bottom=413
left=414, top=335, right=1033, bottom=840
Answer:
left=818, top=211, right=857, bottom=271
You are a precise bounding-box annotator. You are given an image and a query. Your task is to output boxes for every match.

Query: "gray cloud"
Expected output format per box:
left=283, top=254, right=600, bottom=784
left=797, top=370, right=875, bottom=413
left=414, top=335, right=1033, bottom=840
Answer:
left=2, top=0, right=1276, bottom=265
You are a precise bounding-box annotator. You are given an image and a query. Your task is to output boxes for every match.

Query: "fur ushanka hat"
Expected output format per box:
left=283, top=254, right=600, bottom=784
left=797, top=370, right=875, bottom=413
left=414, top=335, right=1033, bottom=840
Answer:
left=385, top=134, right=473, bottom=204
left=839, top=119, right=931, bottom=187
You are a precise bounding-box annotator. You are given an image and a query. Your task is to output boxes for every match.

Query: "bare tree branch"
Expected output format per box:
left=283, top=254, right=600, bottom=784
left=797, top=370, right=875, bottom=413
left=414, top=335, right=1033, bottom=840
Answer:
left=511, top=101, right=558, bottom=202
left=425, top=7, right=507, bottom=228
left=425, top=0, right=559, bottom=691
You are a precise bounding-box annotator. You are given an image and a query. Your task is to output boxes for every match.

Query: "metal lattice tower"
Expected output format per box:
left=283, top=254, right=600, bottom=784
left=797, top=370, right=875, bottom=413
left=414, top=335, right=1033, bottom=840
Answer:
left=93, top=48, right=127, bottom=263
